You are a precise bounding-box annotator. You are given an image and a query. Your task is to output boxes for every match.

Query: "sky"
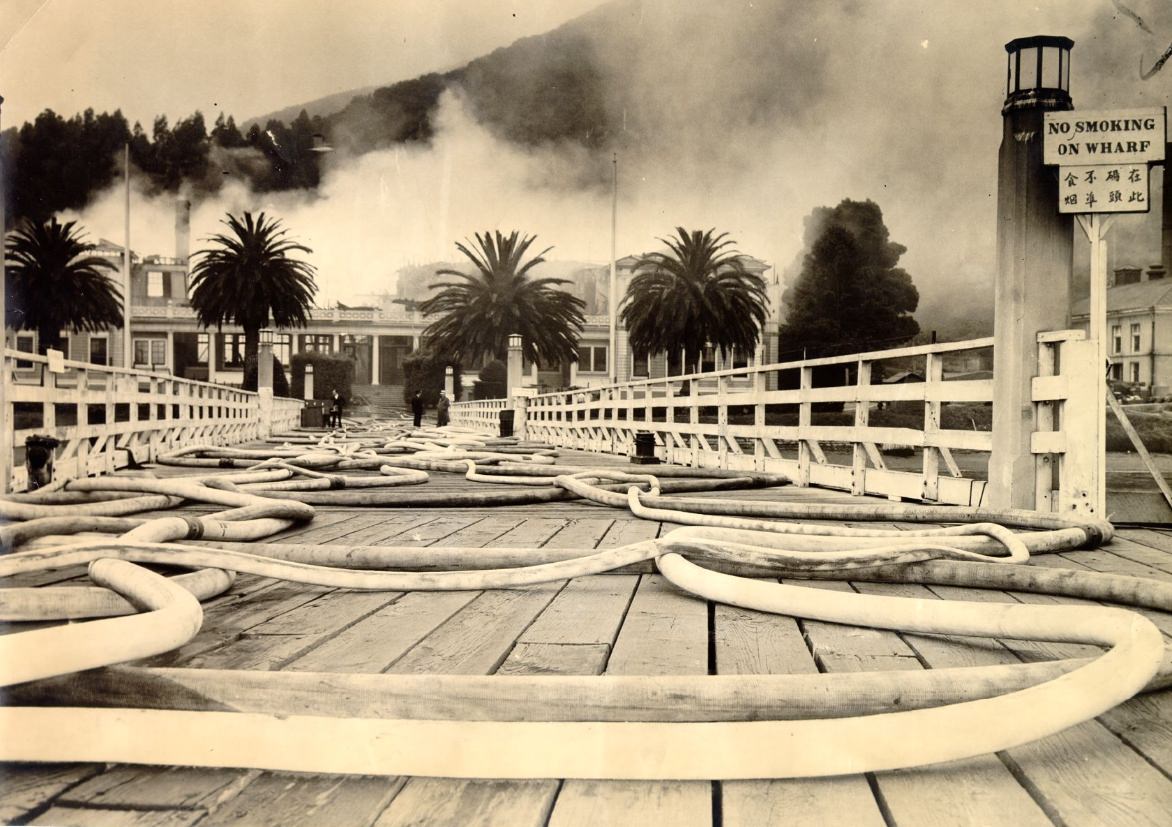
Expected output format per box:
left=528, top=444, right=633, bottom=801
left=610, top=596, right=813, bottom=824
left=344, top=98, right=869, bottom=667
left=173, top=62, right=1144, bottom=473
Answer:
left=0, top=0, right=604, bottom=128
left=2, top=0, right=1170, bottom=318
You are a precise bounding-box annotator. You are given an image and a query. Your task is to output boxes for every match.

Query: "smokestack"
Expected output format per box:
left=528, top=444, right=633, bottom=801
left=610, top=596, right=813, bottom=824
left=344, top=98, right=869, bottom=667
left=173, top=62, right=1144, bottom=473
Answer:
left=175, top=195, right=191, bottom=265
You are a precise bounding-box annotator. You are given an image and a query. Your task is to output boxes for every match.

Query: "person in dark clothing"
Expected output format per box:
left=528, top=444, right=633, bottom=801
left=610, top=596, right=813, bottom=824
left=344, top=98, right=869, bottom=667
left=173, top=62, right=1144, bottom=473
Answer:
left=436, top=390, right=451, bottom=427
left=411, top=390, right=424, bottom=427
left=329, top=388, right=344, bottom=428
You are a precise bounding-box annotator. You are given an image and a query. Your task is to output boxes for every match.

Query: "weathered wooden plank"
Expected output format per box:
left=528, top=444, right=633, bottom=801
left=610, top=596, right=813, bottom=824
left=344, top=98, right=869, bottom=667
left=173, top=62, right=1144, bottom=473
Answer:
left=374, top=779, right=557, bottom=827
left=386, top=583, right=563, bottom=675
left=595, top=519, right=659, bottom=549
left=485, top=517, right=569, bottom=548
left=1105, top=536, right=1172, bottom=577
left=183, top=591, right=400, bottom=670
left=519, top=575, right=637, bottom=647
left=1116, top=527, right=1172, bottom=554
left=548, top=781, right=709, bottom=827
left=330, top=514, right=438, bottom=546
left=30, top=806, right=206, bottom=826
left=543, top=518, right=614, bottom=548
left=58, top=766, right=253, bottom=809
left=606, top=574, right=707, bottom=675
left=285, top=591, right=478, bottom=673
left=788, top=580, right=921, bottom=673
left=199, top=773, right=405, bottom=827
left=550, top=573, right=711, bottom=825
left=496, top=642, right=611, bottom=675
left=439, top=516, right=525, bottom=547
left=0, top=764, right=103, bottom=824
left=145, top=582, right=332, bottom=667
left=915, top=581, right=1172, bottom=825
left=382, top=516, right=483, bottom=546
left=796, top=580, right=1048, bottom=827
left=715, top=587, right=886, bottom=827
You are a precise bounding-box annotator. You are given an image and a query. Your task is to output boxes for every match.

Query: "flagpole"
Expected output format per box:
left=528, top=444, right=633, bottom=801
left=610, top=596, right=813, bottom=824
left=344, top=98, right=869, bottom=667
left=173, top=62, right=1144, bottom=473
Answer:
left=123, top=142, right=132, bottom=368
left=608, top=153, right=617, bottom=384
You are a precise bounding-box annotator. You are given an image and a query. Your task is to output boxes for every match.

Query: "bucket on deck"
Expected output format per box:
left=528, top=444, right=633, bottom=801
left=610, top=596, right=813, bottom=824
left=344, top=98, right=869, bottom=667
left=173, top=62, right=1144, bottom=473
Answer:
left=25, top=435, right=61, bottom=491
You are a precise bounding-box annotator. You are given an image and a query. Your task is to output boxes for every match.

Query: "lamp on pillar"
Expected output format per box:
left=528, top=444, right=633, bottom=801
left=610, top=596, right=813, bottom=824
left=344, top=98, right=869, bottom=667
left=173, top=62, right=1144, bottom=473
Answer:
left=988, top=35, right=1075, bottom=510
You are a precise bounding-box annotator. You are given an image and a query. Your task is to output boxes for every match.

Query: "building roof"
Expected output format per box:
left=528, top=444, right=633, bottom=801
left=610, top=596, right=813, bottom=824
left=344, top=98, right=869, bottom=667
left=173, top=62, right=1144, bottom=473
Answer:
left=1071, top=279, right=1172, bottom=317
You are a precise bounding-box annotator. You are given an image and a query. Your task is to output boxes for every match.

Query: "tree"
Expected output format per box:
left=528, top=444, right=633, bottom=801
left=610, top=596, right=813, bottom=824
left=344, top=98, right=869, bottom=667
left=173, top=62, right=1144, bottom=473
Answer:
left=778, top=199, right=919, bottom=358
left=620, top=228, right=768, bottom=375
left=188, top=212, right=317, bottom=389
left=4, top=217, right=122, bottom=354
left=419, top=230, right=585, bottom=367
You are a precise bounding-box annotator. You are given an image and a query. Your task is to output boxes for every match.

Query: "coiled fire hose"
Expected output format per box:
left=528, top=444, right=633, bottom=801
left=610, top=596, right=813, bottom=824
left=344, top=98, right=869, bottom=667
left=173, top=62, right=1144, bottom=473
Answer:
left=0, top=429, right=1169, bottom=780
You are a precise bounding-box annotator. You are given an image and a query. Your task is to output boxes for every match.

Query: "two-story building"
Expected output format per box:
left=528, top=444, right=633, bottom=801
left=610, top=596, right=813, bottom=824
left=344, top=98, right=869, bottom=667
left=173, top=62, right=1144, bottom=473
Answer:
left=5, top=200, right=783, bottom=400
left=1071, top=265, right=1172, bottom=396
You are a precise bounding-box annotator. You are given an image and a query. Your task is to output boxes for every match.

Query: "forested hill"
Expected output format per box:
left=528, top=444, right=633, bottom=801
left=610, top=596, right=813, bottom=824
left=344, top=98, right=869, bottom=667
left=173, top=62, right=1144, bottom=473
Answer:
left=0, top=0, right=633, bottom=223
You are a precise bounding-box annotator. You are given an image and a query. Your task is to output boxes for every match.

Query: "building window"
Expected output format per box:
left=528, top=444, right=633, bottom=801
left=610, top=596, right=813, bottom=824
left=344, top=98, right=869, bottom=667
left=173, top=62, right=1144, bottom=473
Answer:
left=577, top=345, right=607, bottom=373
left=219, top=334, right=246, bottom=369
left=16, top=333, right=35, bottom=368
left=732, top=347, right=748, bottom=370
left=668, top=349, right=684, bottom=376
left=632, top=351, right=650, bottom=378
left=301, top=334, right=333, bottom=354
left=1110, top=362, right=1123, bottom=381
left=1111, top=325, right=1122, bottom=354
left=133, top=337, right=167, bottom=367
left=1129, top=362, right=1140, bottom=383
left=90, top=336, right=108, bottom=366
left=197, top=333, right=209, bottom=364
left=146, top=270, right=165, bottom=298
left=1131, top=323, right=1142, bottom=352
left=273, top=333, right=291, bottom=366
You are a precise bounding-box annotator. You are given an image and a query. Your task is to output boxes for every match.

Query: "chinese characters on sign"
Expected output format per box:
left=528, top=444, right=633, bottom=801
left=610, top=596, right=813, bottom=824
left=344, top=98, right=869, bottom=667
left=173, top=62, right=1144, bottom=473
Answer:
left=1058, top=164, right=1150, bottom=214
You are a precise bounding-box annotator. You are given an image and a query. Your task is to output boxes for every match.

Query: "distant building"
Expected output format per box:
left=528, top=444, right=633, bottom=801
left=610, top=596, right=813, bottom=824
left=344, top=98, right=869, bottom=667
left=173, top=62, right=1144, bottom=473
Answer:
left=1071, top=264, right=1172, bottom=396
left=5, top=203, right=782, bottom=398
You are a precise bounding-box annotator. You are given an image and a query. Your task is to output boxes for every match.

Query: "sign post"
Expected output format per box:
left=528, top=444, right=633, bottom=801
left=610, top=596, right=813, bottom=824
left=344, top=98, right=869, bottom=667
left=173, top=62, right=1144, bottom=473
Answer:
left=1043, top=106, right=1166, bottom=516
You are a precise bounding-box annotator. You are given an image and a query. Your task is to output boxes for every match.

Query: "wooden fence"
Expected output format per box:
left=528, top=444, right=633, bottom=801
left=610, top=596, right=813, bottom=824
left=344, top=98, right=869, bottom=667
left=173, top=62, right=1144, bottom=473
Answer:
left=452, top=332, right=1098, bottom=512
left=2, top=349, right=303, bottom=493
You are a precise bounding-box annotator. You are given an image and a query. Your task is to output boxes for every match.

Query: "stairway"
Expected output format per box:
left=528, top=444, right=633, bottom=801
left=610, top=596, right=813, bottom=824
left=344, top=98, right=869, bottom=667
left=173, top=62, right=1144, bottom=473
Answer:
left=348, top=384, right=408, bottom=419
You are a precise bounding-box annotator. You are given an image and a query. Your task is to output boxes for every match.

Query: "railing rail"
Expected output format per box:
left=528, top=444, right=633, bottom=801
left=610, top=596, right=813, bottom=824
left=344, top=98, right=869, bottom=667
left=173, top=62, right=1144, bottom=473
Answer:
left=453, top=332, right=1096, bottom=512
left=3, top=349, right=302, bottom=493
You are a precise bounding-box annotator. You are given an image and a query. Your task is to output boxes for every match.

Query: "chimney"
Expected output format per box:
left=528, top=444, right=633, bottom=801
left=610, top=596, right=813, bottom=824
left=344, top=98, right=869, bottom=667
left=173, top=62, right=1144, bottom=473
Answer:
left=175, top=196, right=191, bottom=265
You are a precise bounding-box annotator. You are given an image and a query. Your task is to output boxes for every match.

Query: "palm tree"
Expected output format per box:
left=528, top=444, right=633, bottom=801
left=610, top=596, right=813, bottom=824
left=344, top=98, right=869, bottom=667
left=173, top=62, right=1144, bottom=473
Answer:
left=620, top=227, right=768, bottom=378
left=4, top=217, right=123, bottom=354
left=189, top=211, right=317, bottom=386
left=420, top=230, right=585, bottom=367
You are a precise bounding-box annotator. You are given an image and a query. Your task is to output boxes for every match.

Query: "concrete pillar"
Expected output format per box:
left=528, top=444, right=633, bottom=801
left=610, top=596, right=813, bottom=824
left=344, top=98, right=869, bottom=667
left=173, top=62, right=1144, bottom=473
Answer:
left=207, top=332, right=218, bottom=385
left=988, top=37, right=1075, bottom=510
left=444, top=365, right=455, bottom=397
left=258, top=332, right=274, bottom=437
left=569, top=359, right=579, bottom=387
left=371, top=335, right=381, bottom=386
left=506, top=334, right=524, bottom=395
left=304, top=364, right=315, bottom=401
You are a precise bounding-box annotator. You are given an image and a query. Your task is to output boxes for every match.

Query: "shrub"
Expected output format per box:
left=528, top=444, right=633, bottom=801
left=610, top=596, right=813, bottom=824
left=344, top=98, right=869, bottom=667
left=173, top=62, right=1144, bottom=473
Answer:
left=403, top=349, right=462, bottom=406
left=474, top=359, right=507, bottom=400
left=243, top=354, right=290, bottom=396
left=290, top=352, right=354, bottom=401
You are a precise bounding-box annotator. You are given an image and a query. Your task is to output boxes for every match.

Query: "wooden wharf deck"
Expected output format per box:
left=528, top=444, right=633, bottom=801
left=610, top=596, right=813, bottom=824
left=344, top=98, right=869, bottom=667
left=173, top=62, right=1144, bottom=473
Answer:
left=3, top=444, right=1172, bottom=826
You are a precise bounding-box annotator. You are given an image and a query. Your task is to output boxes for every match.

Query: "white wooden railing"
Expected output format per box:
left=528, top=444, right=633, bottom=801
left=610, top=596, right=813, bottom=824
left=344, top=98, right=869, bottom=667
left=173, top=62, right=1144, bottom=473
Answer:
left=2, top=349, right=303, bottom=493
left=453, top=332, right=1098, bottom=511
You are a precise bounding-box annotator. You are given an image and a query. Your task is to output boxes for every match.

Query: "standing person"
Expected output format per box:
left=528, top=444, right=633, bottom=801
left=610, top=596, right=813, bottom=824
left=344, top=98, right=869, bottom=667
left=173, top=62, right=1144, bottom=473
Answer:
left=330, top=388, right=344, bottom=428
left=411, top=390, right=424, bottom=428
left=435, top=390, right=451, bottom=427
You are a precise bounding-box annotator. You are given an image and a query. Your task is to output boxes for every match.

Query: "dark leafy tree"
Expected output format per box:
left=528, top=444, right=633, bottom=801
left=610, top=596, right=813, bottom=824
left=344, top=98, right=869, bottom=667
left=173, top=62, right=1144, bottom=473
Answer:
left=188, top=212, right=318, bottom=390
left=778, top=199, right=919, bottom=358
left=620, top=228, right=768, bottom=374
left=4, top=217, right=122, bottom=354
left=420, top=231, right=585, bottom=367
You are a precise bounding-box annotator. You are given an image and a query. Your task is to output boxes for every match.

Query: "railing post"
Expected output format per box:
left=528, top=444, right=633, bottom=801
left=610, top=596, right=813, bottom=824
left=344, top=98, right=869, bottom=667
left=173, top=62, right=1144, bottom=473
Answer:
left=922, top=353, right=943, bottom=501
left=1048, top=333, right=1101, bottom=516
left=797, top=365, right=813, bottom=486
left=717, top=372, right=729, bottom=469
left=851, top=360, right=871, bottom=496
